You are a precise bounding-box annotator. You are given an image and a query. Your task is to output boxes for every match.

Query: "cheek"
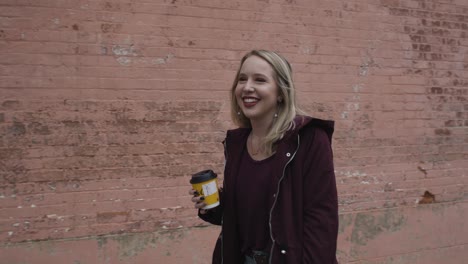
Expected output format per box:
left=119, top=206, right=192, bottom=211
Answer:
left=234, top=85, right=242, bottom=99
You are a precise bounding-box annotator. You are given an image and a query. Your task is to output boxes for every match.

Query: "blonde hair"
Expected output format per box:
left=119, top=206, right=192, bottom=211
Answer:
left=230, top=50, right=300, bottom=155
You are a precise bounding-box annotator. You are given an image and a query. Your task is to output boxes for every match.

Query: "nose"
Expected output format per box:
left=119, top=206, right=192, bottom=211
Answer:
left=243, top=79, right=255, bottom=92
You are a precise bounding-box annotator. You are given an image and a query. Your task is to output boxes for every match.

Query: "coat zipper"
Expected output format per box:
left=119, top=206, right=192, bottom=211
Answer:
left=268, top=135, right=300, bottom=264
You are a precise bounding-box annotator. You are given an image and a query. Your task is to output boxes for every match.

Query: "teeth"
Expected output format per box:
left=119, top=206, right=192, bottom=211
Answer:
left=244, top=98, right=258, bottom=103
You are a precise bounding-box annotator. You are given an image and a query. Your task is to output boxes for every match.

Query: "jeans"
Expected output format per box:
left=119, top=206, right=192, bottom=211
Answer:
left=244, top=255, right=257, bottom=264
left=244, top=250, right=269, bottom=264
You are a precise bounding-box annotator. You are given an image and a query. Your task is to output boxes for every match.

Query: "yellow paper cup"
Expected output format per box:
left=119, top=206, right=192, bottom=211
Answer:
left=190, top=170, right=220, bottom=209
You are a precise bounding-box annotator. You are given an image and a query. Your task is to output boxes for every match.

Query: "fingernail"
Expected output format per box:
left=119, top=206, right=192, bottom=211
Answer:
left=194, top=191, right=200, bottom=196
left=199, top=196, right=205, bottom=201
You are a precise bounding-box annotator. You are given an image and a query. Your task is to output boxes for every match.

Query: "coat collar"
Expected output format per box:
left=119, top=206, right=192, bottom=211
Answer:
left=225, top=115, right=334, bottom=147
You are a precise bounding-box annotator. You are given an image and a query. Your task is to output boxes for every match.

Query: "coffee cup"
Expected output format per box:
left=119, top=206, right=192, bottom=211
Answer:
left=190, top=170, right=220, bottom=209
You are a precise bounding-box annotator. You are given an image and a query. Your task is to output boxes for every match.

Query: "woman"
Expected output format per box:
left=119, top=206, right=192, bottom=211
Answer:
left=190, top=50, right=338, bottom=263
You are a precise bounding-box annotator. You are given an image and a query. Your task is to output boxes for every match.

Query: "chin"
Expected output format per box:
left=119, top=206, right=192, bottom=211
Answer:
left=241, top=110, right=257, bottom=118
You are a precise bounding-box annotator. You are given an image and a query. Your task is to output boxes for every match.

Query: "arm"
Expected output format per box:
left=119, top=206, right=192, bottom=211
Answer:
left=302, top=128, right=338, bottom=263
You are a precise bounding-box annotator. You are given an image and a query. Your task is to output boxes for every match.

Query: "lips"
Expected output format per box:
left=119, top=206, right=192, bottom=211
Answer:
left=242, top=96, right=259, bottom=107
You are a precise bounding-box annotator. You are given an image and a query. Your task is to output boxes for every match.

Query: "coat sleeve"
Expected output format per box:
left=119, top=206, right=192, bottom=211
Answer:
left=302, top=128, right=339, bottom=263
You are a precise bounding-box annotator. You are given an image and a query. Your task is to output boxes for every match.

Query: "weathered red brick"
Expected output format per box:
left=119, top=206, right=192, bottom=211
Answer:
left=1, top=0, right=467, bottom=263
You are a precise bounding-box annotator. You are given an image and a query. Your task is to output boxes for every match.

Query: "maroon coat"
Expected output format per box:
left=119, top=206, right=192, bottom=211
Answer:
left=200, top=116, right=338, bottom=263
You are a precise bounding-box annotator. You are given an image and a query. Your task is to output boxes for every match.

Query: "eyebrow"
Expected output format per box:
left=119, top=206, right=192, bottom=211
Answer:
left=238, top=72, right=269, bottom=78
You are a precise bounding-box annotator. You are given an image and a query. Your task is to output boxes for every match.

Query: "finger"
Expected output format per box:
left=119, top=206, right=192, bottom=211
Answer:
left=191, top=195, right=205, bottom=203
left=192, top=196, right=205, bottom=209
left=189, top=189, right=200, bottom=196
left=195, top=202, right=207, bottom=209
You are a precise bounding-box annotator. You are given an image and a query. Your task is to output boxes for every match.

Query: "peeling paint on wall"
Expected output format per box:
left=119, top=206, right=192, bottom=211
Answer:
left=351, top=210, right=407, bottom=246
left=153, top=54, right=174, bottom=65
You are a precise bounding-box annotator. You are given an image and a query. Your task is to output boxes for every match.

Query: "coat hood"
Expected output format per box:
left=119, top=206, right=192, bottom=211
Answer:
left=288, top=115, right=334, bottom=143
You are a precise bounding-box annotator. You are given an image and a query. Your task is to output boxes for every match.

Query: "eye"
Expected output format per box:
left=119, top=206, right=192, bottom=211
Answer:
left=255, top=78, right=266, bottom=83
left=238, top=76, right=247, bottom=83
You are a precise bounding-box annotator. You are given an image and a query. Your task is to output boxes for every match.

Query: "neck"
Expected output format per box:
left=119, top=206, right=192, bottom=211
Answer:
left=248, top=118, right=274, bottom=159
left=250, top=117, right=273, bottom=138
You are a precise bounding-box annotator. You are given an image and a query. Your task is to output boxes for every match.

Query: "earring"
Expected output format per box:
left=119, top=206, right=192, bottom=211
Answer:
left=237, top=111, right=241, bottom=116
left=274, top=113, right=278, bottom=118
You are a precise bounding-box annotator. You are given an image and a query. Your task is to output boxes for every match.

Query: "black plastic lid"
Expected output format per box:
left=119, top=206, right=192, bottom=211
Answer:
left=190, top=169, right=217, bottom=184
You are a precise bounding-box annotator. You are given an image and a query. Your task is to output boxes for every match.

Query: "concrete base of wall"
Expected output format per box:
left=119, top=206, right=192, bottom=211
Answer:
left=0, top=227, right=220, bottom=264
left=1, top=202, right=466, bottom=264
left=338, top=202, right=467, bottom=264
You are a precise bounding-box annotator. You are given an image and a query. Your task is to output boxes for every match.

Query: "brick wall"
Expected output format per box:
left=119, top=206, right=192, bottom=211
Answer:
left=1, top=0, right=467, bottom=263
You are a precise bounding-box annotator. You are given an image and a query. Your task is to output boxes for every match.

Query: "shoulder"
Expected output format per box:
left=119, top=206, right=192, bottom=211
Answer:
left=293, top=117, right=335, bottom=166
left=224, top=127, right=250, bottom=149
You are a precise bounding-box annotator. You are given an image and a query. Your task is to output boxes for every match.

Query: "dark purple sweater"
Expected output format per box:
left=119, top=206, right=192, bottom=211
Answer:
left=236, top=150, right=276, bottom=254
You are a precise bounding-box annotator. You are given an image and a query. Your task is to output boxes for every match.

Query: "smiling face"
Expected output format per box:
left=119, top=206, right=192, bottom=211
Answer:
left=234, top=55, right=280, bottom=124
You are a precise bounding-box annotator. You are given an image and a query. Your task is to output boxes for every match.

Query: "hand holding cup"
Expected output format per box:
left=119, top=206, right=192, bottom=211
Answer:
left=189, top=170, right=220, bottom=211
left=189, top=189, right=207, bottom=210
